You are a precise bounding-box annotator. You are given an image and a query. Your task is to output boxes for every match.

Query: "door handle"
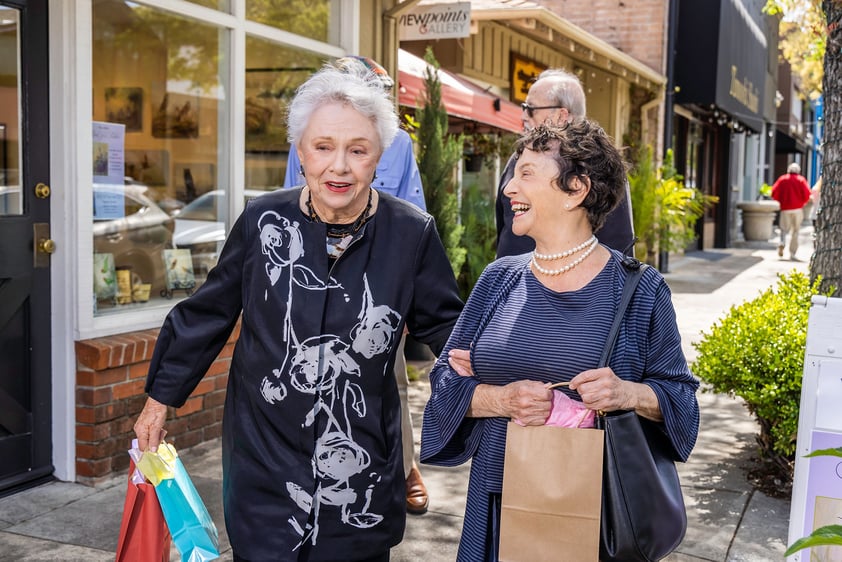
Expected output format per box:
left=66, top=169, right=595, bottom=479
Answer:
left=34, top=182, right=51, bottom=199
left=38, top=239, right=56, bottom=254
left=33, top=223, right=54, bottom=268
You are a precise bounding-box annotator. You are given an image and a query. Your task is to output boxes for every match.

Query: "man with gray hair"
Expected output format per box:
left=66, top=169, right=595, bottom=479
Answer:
left=495, top=68, right=635, bottom=258
left=771, top=162, right=812, bottom=261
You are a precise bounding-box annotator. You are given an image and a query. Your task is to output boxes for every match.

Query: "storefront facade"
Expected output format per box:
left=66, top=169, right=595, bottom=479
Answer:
left=673, top=0, right=778, bottom=249
left=0, top=0, right=665, bottom=494
left=775, top=57, right=817, bottom=182
left=1, top=0, right=409, bottom=493
left=401, top=4, right=666, bottom=151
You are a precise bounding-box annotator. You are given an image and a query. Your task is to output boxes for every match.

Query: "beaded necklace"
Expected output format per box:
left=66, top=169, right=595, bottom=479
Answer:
left=307, top=188, right=373, bottom=238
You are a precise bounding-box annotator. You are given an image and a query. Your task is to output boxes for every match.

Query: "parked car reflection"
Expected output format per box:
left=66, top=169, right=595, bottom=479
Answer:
left=0, top=185, right=22, bottom=215
left=173, top=189, right=273, bottom=277
left=93, top=183, right=174, bottom=295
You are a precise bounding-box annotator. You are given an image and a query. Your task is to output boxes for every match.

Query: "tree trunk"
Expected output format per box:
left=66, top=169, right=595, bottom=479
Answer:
left=814, top=2, right=842, bottom=294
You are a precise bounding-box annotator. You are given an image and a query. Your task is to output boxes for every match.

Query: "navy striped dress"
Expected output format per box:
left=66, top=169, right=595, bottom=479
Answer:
left=420, top=250, right=700, bottom=562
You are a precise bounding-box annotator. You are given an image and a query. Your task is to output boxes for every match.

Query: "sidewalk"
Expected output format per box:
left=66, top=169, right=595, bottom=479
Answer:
left=0, top=227, right=815, bottom=561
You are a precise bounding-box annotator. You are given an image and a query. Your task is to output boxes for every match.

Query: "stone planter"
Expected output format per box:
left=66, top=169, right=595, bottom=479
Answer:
left=737, top=200, right=780, bottom=241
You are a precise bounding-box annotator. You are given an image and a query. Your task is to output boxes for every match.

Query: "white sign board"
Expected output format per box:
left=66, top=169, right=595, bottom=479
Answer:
left=787, top=295, right=842, bottom=561
left=398, top=2, right=471, bottom=41
left=92, top=121, right=125, bottom=186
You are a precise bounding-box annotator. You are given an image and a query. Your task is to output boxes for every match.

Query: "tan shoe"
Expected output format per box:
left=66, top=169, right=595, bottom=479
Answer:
left=777, top=244, right=784, bottom=257
left=406, top=464, right=429, bottom=515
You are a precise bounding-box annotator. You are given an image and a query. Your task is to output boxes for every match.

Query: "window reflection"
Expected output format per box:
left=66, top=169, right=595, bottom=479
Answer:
left=169, top=38, right=324, bottom=284
left=92, top=182, right=175, bottom=304
left=685, top=122, right=701, bottom=190
left=246, top=0, right=333, bottom=42
left=244, top=36, right=325, bottom=190
left=0, top=8, right=21, bottom=215
left=172, top=188, right=271, bottom=281
left=92, top=1, right=226, bottom=314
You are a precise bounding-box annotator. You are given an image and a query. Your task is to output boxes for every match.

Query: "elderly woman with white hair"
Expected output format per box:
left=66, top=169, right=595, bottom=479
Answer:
left=132, top=63, right=462, bottom=561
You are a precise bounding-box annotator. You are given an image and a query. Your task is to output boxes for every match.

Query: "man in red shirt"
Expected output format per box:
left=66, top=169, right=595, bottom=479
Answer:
left=771, top=162, right=812, bottom=260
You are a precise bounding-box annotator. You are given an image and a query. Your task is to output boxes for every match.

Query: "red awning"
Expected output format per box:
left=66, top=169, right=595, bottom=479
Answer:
left=397, top=49, right=523, bottom=134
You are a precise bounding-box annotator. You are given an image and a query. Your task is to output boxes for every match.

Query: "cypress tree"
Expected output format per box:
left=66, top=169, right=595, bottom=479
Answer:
left=415, top=47, right=466, bottom=276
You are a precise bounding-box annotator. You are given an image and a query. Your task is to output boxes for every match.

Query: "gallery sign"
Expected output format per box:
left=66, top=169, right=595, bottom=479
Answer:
left=398, top=2, right=471, bottom=41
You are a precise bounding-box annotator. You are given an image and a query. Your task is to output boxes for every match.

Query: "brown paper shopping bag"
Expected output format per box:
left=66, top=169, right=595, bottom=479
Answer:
left=499, top=422, right=604, bottom=562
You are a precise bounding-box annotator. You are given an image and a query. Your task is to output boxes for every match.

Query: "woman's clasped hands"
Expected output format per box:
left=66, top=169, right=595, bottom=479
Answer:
left=448, top=348, right=636, bottom=424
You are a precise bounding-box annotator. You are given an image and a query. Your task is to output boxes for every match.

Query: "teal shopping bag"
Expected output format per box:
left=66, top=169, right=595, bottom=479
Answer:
left=137, top=442, right=220, bottom=562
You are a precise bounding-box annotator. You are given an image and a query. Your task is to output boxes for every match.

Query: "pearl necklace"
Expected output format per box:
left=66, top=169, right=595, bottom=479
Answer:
left=533, top=235, right=597, bottom=260
left=531, top=237, right=599, bottom=276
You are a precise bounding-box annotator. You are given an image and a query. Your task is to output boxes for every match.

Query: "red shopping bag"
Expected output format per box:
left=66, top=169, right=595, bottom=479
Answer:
left=116, top=461, right=171, bottom=562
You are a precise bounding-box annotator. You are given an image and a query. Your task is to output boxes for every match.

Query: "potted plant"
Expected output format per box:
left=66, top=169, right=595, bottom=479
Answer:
left=734, top=180, right=780, bottom=241
left=736, top=199, right=780, bottom=241
left=463, top=133, right=502, bottom=172
left=628, top=146, right=718, bottom=268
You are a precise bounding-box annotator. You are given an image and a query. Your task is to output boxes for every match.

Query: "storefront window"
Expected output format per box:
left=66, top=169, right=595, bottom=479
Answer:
left=0, top=8, right=21, bottom=215
left=92, top=1, right=227, bottom=315
left=244, top=36, right=325, bottom=190
left=246, top=0, right=333, bottom=43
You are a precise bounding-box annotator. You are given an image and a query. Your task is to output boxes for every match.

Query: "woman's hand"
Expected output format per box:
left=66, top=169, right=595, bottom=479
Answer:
left=569, top=368, right=662, bottom=421
left=448, top=348, right=474, bottom=377
left=503, top=380, right=553, bottom=425
left=133, top=397, right=168, bottom=452
left=468, top=380, right=552, bottom=425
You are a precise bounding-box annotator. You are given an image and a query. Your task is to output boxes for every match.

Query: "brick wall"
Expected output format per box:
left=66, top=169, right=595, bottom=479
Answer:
left=74, top=324, right=239, bottom=485
left=537, top=0, right=668, bottom=74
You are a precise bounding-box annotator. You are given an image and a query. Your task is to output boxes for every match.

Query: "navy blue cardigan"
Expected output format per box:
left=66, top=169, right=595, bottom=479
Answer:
left=420, top=252, right=699, bottom=561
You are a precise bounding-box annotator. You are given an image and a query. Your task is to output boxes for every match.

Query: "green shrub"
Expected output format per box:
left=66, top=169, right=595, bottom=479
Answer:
left=691, top=271, right=832, bottom=469
left=406, top=363, right=421, bottom=383
left=458, top=181, right=496, bottom=300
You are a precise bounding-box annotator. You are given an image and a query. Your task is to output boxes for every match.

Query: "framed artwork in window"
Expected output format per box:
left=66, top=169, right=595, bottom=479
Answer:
left=125, top=149, right=169, bottom=187
left=93, top=253, right=117, bottom=300
left=173, top=162, right=216, bottom=201
left=105, top=87, right=143, bottom=132
left=152, top=92, right=199, bottom=139
left=162, top=249, right=196, bottom=292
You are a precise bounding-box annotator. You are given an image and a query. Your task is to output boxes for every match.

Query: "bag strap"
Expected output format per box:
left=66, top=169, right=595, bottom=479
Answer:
left=598, top=256, right=647, bottom=369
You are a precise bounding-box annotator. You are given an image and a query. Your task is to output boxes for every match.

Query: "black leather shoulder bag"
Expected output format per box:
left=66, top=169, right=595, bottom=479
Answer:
left=596, top=257, right=687, bottom=562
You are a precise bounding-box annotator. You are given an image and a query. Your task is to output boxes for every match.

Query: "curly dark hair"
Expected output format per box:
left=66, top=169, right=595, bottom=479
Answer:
left=514, top=120, right=628, bottom=232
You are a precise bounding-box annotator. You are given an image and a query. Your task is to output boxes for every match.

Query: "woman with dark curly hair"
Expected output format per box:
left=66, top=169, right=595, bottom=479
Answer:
left=421, top=120, right=699, bottom=561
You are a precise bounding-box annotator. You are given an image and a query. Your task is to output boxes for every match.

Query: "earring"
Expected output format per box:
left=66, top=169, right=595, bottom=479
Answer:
left=564, top=203, right=570, bottom=210
left=299, top=164, right=305, bottom=178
